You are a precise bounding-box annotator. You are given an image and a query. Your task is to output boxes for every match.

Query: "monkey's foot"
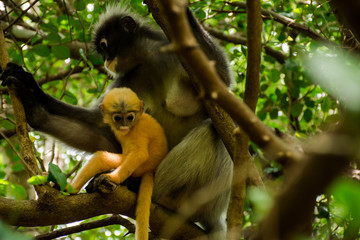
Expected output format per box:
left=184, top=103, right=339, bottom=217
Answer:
left=94, top=175, right=118, bottom=194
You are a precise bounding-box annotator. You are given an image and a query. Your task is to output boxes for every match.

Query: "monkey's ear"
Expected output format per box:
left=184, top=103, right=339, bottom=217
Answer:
left=140, top=101, right=144, bottom=113
left=99, top=104, right=105, bottom=115
left=121, top=16, right=136, bottom=33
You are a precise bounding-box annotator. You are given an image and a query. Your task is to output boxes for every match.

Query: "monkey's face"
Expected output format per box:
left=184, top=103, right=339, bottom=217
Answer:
left=101, top=87, right=144, bottom=135
left=109, top=111, right=139, bottom=135
left=93, top=14, right=142, bottom=77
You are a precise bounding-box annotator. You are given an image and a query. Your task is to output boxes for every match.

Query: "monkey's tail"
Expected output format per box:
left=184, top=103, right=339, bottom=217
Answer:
left=135, top=172, right=154, bottom=240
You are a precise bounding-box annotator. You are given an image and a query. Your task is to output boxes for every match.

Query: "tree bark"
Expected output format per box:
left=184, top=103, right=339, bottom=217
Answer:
left=0, top=25, right=45, bottom=195
left=0, top=186, right=204, bottom=239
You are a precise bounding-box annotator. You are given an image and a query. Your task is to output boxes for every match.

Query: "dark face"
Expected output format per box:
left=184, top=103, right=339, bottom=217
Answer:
left=100, top=101, right=143, bottom=135
left=111, top=110, right=138, bottom=133
left=93, top=15, right=140, bottom=75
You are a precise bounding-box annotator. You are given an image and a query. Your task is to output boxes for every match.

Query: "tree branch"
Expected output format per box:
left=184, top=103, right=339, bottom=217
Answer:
left=227, top=0, right=263, bottom=238
left=0, top=25, right=45, bottom=195
left=206, top=26, right=288, bottom=64
left=227, top=128, right=250, bottom=239
left=35, top=215, right=137, bottom=240
left=244, top=0, right=262, bottom=113
left=0, top=186, right=204, bottom=239
left=227, top=1, right=338, bottom=50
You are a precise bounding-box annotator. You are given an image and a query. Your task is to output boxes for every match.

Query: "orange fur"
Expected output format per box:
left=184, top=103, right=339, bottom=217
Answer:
left=71, top=87, right=168, bottom=240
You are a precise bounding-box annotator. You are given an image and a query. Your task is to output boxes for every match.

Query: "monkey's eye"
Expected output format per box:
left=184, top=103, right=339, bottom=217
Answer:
left=112, top=113, right=123, bottom=122
left=127, top=112, right=135, bottom=122
left=100, top=38, right=108, bottom=50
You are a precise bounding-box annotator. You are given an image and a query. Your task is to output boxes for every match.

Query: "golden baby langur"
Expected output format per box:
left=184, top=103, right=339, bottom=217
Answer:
left=71, top=87, right=169, bottom=240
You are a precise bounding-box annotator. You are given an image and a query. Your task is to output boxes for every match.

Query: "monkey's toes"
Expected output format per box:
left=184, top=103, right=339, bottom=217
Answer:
left=94, top=175, right=118, bottom=193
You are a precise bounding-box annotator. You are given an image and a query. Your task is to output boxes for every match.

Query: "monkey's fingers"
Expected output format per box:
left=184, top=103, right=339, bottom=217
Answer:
left=94, top=174, right=118, bottom=194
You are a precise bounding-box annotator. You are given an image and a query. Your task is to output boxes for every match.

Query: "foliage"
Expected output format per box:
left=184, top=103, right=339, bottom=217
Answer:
left=0, top=0, right=359, bottom=239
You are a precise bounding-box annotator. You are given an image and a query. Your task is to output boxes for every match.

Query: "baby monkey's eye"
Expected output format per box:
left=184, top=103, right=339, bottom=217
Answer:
left=112, top=113, right=123, bottom=122
left=100, top=38, right=108, bottom=50
left=127, top=112, right=135, bottom=122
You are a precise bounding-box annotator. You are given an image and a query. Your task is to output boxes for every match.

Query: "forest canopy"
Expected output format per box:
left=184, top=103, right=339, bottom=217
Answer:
left=1, top=0, right=360, bottom=239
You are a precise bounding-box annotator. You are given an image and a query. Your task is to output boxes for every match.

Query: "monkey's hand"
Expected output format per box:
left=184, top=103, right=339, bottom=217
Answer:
left=0, top=63, right=54, bottom=130
left=0, top=63, right=43, bottom=96
left=94, top=174, right=118, bottom=194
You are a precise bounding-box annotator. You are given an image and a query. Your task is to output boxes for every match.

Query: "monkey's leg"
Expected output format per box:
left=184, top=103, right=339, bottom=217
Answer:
left=135, top=172, right=154, bottom=240
left=71, top=151, right=124, bottom=192
left=104, top=151, right=148, bottom=184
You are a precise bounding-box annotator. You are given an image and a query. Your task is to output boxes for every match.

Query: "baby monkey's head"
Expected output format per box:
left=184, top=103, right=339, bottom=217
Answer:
left=100, top=87, right=144, bottom=135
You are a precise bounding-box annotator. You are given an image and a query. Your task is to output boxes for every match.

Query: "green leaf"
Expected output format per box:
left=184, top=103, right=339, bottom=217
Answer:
left=52, top=45, right=70, bottom=59
left=9, top=183, right=27, bottom=200
left=30, top=35, right=40, bottom=45
left=46, top=32, right=62, bottom=43
left=270, top=108, right=278, bottom=119
left=11, top=163, right=24, bottom=172
left=194, top=9, right=206, bottom=19
left=270, top=69, right=280, bottom=83
left=303, top=108, right=313, bottom=122
left=257, top=109, right=267, bottom=121
left=89, top=53, right=104, bottom=65
left=0, top=221, right=32, bottom=240
left=304, top=97, right=315, bottom=108
left=0, top=180, right=8, bottom=197
left=33, top=45, right=51, bottom=57
left=330, top=178, right=360, bottom=220
left=291, top=102, right=303, bottom=117
left=317, top=205, right=329, bottom=218
left=279, top=94, right=289, bottom=111
left=321, top=96, right=332, bottom=113
left=241, top=46, right=247, bottom=57
left=48, top=163, right=67, bottom=191
left=74, top=0, right=86, bottom=11
left=40, top=23, right=58, bottom=33
left=27, top=175, right=48, bottom=185
left=0, top=170, right=5, bottom=179
left=63, top=90, right=78, bottom=105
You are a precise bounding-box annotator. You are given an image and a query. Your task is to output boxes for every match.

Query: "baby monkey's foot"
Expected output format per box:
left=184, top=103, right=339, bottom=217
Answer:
left=94, top=174, right=118, bottom=193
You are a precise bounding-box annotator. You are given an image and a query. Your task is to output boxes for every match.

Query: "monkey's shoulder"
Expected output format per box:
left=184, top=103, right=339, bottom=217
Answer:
left=133, top=113, right=166, bottom=137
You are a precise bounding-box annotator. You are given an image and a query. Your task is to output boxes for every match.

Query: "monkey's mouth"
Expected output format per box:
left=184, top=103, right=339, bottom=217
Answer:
left=118, top=126, right=130, bottom=134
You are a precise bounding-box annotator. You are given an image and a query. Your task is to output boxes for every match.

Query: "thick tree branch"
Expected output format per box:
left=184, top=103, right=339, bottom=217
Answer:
left=227, top=0, right=263, bottom=238
left=0, top=186, right=204, bottom=239
left=0, top=25, right=45, bottom=195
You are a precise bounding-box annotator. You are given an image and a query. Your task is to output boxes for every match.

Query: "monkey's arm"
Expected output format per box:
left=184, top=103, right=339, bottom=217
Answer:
left=105, top=139, right=150, bottom=184
left=0, top=63, right=120, bottom=153
left=71, top=151, right=125, bottom=192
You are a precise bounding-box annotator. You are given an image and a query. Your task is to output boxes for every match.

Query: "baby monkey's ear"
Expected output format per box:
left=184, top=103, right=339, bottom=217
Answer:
left=140, top=101, right=144, bottom=113
left=99, top=104, right=105, bottom=115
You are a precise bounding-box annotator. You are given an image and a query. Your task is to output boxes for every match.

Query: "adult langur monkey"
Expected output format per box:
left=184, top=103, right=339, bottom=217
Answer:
left=0, top=3, right=233, bottom=239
